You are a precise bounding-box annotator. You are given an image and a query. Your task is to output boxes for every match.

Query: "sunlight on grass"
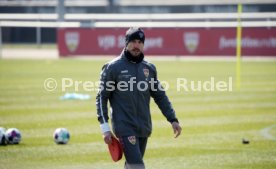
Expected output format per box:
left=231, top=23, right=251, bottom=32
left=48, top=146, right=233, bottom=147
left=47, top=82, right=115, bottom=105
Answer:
left=0, top=59, right=275, bottom=169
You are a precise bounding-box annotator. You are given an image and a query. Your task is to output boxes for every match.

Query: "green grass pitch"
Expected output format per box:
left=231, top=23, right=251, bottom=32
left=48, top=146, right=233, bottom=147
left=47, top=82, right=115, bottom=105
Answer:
left=0, top=58, right=275, bottom=169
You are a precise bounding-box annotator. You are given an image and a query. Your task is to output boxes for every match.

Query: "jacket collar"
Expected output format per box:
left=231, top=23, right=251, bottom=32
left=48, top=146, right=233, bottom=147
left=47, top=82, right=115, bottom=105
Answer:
left=122, top=49, right=144, bottom=64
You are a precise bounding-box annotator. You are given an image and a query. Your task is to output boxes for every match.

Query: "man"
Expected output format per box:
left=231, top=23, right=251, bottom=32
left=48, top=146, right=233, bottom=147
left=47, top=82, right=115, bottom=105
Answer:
left=96, top=27, right=181, bottom=169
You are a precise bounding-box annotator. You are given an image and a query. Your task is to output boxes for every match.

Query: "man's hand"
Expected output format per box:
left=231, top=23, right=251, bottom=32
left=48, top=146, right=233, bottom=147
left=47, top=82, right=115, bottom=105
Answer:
left=103, top=131, right=113, bottom=144
left=172, top=122, right=182, bottom=138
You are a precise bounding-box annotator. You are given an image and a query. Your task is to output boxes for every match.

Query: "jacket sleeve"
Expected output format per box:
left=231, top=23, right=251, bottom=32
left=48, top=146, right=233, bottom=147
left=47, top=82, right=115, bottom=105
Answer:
left=96, top=63, right=115, bottom=134
left=150, top=64, right=179, bottom=124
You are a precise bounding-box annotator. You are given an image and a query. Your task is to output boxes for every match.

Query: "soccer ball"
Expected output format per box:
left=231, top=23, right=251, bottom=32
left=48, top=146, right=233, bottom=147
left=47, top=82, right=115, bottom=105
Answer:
left=0, top=127, right=7, bottom=145
left=5, top=128, right=21, bottom=144
left=53, top=128, right=70, bottom=144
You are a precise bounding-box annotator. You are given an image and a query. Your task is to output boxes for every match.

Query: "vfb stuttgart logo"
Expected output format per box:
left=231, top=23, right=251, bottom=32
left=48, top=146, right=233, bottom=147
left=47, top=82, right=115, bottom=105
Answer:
left=65, top=31, right=80, bottom=53
left=128, top=136, right=136, bottom=145
left=183, top=32, right=199, bottom=53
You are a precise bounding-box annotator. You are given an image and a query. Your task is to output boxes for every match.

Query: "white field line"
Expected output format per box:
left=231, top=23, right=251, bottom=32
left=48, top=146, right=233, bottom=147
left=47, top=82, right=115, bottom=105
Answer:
left=260, top=125, right=276, bottom=141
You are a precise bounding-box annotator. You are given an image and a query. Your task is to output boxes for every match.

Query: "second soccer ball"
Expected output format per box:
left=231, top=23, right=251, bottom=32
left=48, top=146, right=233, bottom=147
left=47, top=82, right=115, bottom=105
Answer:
left=53, top=128, right=70, bottom=144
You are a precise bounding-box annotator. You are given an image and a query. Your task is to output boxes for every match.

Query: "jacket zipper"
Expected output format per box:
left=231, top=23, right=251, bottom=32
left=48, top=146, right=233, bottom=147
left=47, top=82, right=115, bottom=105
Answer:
left=135, top=63, right=142, bottom=135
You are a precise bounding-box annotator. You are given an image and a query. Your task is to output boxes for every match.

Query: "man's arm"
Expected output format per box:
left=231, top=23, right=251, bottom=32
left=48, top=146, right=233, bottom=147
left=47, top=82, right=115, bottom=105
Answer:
left=96, top=64, right=114, bottom=144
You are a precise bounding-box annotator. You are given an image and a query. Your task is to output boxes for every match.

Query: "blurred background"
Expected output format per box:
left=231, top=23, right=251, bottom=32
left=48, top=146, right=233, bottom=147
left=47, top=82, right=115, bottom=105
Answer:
left=0, top=0, right=276, bottom=58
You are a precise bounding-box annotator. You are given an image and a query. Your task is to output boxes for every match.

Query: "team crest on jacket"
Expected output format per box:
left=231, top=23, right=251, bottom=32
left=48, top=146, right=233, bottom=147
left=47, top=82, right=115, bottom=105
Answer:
left=128, top=136, right=136, bottom=145
left=143, top=68, right=149, bottom=79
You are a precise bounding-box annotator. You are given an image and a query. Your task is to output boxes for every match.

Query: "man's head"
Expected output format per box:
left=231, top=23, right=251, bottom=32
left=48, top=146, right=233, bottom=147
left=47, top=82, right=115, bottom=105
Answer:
left=125, top=27, right=145, bottom=57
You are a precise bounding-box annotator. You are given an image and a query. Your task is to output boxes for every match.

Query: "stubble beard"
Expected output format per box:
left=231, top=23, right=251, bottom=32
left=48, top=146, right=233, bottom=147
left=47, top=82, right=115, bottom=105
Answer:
left=130, top=48, right=141, bottom=57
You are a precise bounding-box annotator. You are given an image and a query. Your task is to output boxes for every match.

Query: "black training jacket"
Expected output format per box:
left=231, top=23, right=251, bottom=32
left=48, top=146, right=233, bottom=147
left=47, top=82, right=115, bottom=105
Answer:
left=96, top=50, right=178, bottom=137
